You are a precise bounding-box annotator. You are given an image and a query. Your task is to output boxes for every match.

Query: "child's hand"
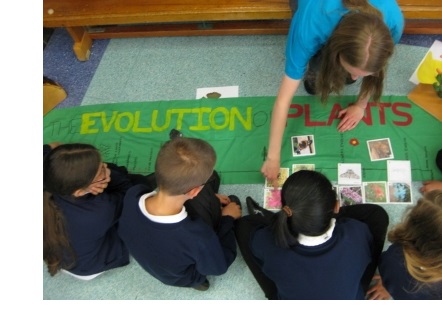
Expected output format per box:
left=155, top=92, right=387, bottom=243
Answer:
left=86, top=182, right=109, bottom=195
left=420, top=180, right=442, bottom=194
left=221, top=202, right=242, bottom=219
left=261, top=158, right=280, bottom=186
left=337, top=104, right=364, bottom=132
left=216, top=194, right=231, bottom=206
left=85, top=165, right=111, bottom=195
left=366, top=275, right=392, bottom=300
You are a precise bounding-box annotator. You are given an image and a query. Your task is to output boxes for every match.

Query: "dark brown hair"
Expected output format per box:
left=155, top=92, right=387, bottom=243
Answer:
left=43, top=143, right=101, bottom=276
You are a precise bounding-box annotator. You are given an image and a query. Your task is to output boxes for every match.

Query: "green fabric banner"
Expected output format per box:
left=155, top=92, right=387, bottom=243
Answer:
left=43, top=96, right=442, bottom=184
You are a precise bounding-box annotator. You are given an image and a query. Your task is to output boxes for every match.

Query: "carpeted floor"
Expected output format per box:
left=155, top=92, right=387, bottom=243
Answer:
left=43, top=28, right=442, bottom=300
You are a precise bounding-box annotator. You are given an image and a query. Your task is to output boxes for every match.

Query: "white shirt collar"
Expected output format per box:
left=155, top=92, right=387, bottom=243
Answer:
left=297, top=218, right=336, bottom=246
left=138, top=191, right=187, bottom=223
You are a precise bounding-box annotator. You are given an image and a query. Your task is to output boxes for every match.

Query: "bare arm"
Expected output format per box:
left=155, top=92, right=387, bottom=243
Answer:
left=261, top=75, right=300, bottom=181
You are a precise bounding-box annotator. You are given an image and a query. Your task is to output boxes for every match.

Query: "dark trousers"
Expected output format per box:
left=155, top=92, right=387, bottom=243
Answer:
left=235, top=203, right=389, bottom=299
left=184, top=170, right=223, bottom=231
left=234, top=212, right=278, bottom=300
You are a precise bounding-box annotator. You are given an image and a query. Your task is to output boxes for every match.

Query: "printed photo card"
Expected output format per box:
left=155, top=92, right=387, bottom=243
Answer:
left=337, top=163, right=362, bottom=207
left=367, top=138, right=394, bottom=161
left=387, top=160, right=413, bottom=204
left=291, top=135, right=316, bottom=157
left=363, top=181, right=388, bottom=204
left=263, top=168, right=290, bottom=211
left=265, top=168, right=290, bottom=189
left=338, top=163, right=362, bottom=185
left=263, top=188, right=283, bottom=211
left=338, top=186, right=363, bottom=207
left=292, top=164, right=315, bottom=174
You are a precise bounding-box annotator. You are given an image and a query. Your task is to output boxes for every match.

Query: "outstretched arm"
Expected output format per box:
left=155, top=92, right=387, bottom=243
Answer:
left=261, top=75, right=300, bottom=182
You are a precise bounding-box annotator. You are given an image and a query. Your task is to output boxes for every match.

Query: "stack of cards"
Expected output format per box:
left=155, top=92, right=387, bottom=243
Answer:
left=387, top=160, right=413, bottom=203
left=263, top=168, right=289, bottom=211
left=337, top=163, right=363, bottom=207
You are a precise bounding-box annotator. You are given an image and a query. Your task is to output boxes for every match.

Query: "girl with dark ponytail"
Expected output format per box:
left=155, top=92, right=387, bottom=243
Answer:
left=235, top=170, right=389, bottom=299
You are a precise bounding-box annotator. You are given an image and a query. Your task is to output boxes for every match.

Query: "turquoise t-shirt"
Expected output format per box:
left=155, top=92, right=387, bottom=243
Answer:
left=285, top=0, right=404, bottom=80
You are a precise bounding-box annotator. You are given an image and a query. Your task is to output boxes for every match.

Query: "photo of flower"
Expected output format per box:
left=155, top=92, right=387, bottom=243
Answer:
left=339, top=186, right=363, bottom=207
left=263, top=188, right=282, bottom=210
left=363, top=182, right=388, bottom=203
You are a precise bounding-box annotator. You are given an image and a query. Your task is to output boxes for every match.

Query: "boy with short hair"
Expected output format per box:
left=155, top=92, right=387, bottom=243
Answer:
left=118, top=137, right=241, bottom=290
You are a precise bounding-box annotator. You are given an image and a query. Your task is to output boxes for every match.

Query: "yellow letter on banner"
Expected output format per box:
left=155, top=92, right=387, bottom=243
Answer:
left=189, top=107, right=211, bottom=131
left=152, top=110, right=170, bottom=131
left=132, top=111, right=152, bottom=133
left=172, top=108, right=193, bottom=130
left=210, top=107, right=229, bottom=130
left=80, top=112, right=101, bottom=134
left=115, top=112, right=134, bottom=132
left=101, top=111, right=118, bottom=132
left=230, top=107, right=252, bottom=131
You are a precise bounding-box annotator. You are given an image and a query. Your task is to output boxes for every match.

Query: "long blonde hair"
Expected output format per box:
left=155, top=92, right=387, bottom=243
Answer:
left=388, top=190, right=442, bottom=284
left=317, top=0, right=394, bottom=103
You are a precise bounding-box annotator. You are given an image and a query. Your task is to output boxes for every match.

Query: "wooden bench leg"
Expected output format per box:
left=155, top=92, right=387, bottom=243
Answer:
left=66, top=27, right=92, bottom=61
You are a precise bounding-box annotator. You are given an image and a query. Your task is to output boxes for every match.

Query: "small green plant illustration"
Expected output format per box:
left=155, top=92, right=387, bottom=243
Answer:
left=433, top=68, right=442, bottom=98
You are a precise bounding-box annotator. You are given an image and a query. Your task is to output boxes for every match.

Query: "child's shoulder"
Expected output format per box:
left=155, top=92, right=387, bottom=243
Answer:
left=182, top=217, right=218, bottom=238
left=124, top=184, right=154, bottom=204
left=336, top=217, right=372, bottom=237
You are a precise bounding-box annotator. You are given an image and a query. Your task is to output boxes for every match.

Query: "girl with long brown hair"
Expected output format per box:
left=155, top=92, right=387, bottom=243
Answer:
left=261, top=0, right=404, bottom=182
left=43, top=143, right=136, bottom=280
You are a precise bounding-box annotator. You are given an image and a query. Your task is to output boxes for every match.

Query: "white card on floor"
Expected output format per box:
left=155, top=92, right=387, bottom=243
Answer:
left=387, top=160, right=412, bottom=183
left=387, top=160, right=413, bottom=204
left=338, top=163, right=362, bottom=185
left=196, top=86, right=239, bottom=99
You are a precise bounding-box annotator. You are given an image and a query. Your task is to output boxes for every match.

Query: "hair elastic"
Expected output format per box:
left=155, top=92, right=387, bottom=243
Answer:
left=282, top=206, right=293, bottom=217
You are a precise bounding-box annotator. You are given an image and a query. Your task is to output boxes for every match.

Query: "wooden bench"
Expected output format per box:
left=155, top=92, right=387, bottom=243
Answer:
left=43, top=0, right=442, bottom=61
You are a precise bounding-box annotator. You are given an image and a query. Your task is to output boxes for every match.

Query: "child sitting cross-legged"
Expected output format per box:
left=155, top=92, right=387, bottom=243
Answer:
left=118, top=137, right=242, bottom=291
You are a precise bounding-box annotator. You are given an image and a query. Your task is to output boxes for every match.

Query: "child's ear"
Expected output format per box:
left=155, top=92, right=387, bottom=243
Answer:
left=187, top=186, right=203, bottom=199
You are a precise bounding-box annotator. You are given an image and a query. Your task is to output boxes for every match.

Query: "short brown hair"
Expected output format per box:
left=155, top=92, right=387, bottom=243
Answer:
left=155, top=137, right=216, bottom=195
